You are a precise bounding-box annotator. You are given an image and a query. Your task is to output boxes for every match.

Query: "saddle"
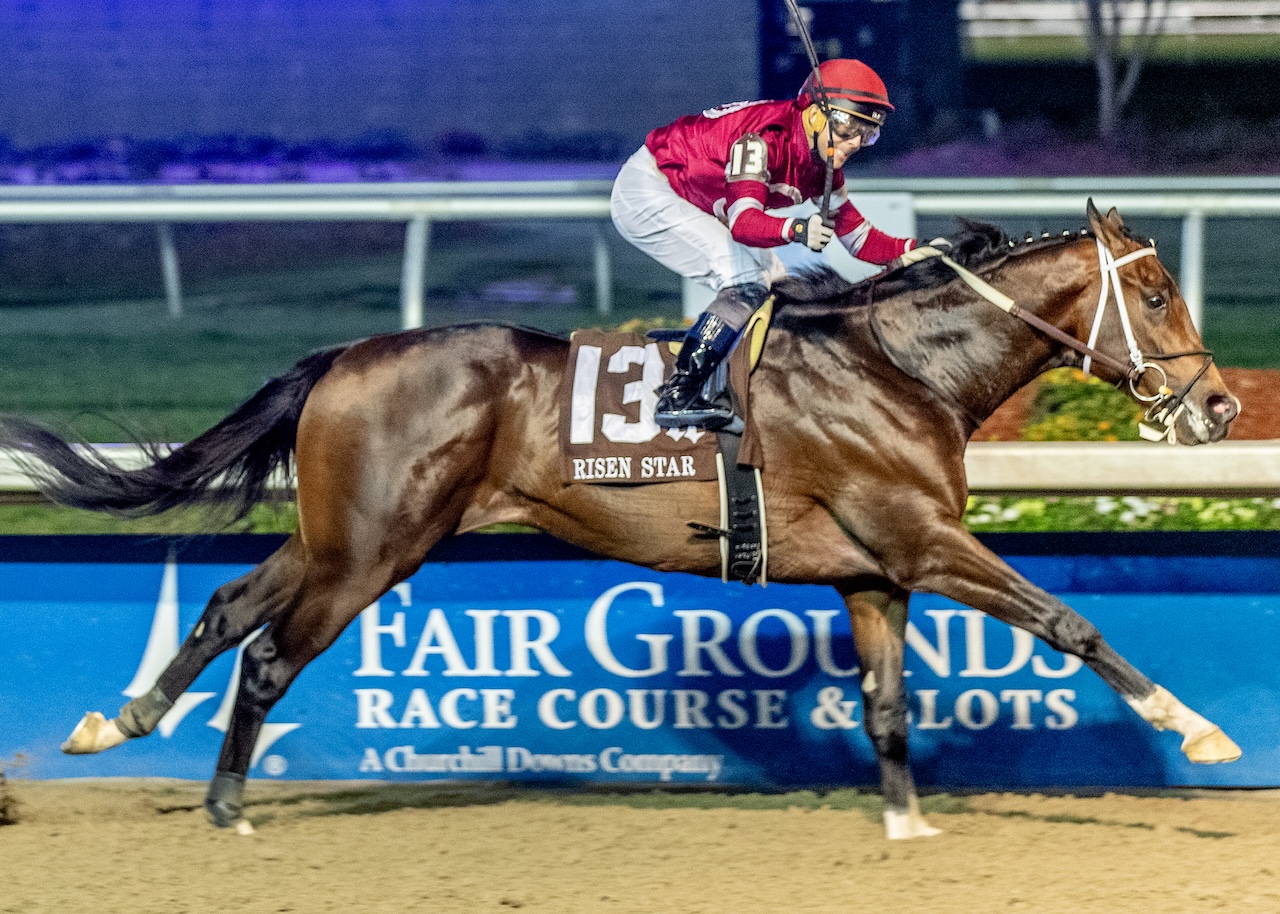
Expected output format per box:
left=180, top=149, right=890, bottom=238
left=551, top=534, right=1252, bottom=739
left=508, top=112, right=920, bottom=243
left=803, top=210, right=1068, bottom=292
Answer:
left=557, top=300, right=773, bottom=584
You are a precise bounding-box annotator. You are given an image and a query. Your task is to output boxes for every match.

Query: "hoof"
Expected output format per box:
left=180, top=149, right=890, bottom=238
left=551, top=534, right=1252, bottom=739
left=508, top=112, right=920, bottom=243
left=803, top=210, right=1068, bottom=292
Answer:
left=205, top=770, right=249, bottom=830
left=205, top=796, right=244, bottom=830
left=61, top=711, right=128, bottom=754
left=883, top=809, right=943, bottom=840
left=1183, top=726, right=1242, bottom=764
left=206, top=812, right=255, bottom=836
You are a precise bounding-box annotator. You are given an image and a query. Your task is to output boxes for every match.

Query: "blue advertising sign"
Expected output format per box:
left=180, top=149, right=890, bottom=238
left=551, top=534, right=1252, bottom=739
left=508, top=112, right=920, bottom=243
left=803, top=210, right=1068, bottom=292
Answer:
left=1, top=533, right=1278, bottom=789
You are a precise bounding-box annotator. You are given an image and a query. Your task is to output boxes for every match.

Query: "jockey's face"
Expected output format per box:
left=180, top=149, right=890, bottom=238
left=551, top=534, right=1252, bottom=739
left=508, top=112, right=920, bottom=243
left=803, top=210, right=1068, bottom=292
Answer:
left=807, top=106, right=881, bottom=169
left=811, top=123, right=865, bottom=169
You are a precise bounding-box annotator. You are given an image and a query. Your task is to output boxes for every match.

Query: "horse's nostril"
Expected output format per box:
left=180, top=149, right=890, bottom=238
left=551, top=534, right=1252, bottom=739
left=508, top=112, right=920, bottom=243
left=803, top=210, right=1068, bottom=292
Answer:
left=1206, top=394, right=1239, bottom=423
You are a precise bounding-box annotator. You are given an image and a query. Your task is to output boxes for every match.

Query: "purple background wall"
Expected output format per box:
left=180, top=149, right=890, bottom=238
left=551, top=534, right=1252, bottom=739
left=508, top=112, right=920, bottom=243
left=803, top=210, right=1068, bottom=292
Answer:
left=0, top=0, right=758, bottom=153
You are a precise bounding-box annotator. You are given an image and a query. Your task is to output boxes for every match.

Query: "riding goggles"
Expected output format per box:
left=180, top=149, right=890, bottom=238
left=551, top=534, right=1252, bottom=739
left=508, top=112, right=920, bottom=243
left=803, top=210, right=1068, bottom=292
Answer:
left=829, top=108, right=880, bottom=146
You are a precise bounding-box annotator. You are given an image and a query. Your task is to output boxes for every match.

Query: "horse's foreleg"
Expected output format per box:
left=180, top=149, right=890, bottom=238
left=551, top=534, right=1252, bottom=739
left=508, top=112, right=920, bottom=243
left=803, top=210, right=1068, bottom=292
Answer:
left=62, top=539, right=305, bottom=756
left=840, top=581, right=942, bottom=840
left=910, top=526, right=1241, bottom=764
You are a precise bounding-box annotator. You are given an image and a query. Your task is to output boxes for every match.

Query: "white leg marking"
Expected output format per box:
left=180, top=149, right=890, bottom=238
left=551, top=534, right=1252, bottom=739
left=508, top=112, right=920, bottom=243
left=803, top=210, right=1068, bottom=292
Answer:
left=1126, top=685, right=1242, bottom=763
left=862, top=670, right=878, bottom=694
left=883, top=804, right=943, bottom=840
left=233, top=819, right=256, bottom=837
left=61, top=711, right=129, bottom=754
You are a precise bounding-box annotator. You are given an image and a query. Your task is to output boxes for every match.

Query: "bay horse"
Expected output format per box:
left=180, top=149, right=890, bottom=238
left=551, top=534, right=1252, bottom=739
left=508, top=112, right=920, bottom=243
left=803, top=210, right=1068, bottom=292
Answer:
left=0, top=201, right=1242, bottom=840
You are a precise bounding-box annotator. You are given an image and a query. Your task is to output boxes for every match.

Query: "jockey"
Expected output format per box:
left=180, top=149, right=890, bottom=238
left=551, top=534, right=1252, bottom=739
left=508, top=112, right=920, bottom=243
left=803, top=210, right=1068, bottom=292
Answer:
left=611, top=58, right=921, bottom=429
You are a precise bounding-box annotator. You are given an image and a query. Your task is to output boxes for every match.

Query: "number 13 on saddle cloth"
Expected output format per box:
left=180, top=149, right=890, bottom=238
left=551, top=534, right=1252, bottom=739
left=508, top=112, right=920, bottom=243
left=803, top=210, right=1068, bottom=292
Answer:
left=558, top=301, right=772, bottom=485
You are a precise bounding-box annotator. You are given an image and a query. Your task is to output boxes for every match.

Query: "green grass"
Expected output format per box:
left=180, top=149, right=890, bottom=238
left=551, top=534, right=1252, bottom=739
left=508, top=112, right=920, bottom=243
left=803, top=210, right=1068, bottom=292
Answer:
left=0, top=501, right=297, bottom=535
left=1201, top=304, right=1280, bottom=368
left=967, top=33, right=1280, bottom=63
left=965, top=494, right=1280, bottom=532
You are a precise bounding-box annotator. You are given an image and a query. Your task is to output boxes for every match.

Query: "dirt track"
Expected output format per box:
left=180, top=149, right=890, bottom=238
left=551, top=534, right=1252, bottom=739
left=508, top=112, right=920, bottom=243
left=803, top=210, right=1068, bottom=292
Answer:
left=2, top=780, right=1278, bottom=914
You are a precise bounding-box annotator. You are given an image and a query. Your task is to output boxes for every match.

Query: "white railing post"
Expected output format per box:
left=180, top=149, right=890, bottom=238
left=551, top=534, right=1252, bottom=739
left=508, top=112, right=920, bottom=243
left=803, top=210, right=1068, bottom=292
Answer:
left=593, top=222, right=612, bottom=316
left=157, top=223, right=183, bottom=319
left=1180, top=208, right=1205, bottom=330
left=401, top=215, right=430, bottom=330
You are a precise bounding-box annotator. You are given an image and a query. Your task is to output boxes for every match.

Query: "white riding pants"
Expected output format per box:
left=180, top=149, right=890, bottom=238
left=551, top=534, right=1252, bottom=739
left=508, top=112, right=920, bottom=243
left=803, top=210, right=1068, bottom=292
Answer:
left=610, top=146, right=787, bottom=294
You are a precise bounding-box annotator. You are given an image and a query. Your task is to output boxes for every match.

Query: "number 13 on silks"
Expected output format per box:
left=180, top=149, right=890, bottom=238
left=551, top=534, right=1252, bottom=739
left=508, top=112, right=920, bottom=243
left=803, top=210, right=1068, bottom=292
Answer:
left=727, top=135, right=769, bottom=181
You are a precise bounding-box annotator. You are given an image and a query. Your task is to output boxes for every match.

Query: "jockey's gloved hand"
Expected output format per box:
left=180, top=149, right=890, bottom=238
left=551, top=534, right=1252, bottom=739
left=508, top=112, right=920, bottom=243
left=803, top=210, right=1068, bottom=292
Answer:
left=886, top=238, right=954, bottom=272
left=789, top=214, right=835, bottom=252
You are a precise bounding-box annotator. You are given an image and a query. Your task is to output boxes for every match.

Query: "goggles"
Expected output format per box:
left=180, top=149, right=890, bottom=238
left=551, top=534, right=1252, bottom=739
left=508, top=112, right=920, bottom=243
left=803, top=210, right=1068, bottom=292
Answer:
left=828, top=108, right=881, bottom=146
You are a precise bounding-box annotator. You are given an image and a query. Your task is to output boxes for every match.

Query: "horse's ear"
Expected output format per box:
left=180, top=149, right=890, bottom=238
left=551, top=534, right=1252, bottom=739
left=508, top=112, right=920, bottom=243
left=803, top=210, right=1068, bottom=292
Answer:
left=1086, top=198, right=1126, bottom=244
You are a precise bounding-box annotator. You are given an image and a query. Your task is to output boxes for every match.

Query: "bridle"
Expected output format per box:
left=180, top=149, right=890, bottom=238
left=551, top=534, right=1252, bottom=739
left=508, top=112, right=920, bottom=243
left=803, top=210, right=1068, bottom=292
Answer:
left=912, top=235, right=1215, bottom=444
left=1080, top=238, right=1215, bottom=442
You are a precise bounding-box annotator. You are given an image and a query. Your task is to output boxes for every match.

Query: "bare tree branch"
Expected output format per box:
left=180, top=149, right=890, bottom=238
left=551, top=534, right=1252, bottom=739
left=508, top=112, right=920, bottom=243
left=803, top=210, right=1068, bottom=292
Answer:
left=1079, top=0, right=1171, bottom=136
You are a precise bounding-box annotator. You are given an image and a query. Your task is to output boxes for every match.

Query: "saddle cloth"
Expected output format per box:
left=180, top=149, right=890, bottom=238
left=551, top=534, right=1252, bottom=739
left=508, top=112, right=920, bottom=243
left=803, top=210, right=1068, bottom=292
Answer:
left=559, top=328, right=719, bottom=484
left=558, top=301, right=772, bottom=485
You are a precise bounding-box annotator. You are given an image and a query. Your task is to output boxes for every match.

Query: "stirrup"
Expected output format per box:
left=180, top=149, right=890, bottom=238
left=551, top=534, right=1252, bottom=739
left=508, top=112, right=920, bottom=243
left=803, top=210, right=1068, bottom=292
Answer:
left=655, top=391, right=735, bottom=430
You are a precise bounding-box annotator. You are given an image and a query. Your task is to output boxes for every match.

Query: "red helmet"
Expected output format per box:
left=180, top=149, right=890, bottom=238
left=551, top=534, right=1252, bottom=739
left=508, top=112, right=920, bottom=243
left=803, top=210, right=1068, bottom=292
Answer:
left=799, top=59, right=893, bottom=126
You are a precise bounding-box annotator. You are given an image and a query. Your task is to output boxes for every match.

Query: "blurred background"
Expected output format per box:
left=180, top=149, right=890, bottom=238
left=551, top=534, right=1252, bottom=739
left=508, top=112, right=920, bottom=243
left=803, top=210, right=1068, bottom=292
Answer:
left=1, top=0, right=1279, bottom=446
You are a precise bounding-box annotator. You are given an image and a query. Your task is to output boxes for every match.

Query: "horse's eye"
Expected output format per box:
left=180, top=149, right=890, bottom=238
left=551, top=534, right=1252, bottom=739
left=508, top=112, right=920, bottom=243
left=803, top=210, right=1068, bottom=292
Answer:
left=1146, top=293, right=1167, bottom=310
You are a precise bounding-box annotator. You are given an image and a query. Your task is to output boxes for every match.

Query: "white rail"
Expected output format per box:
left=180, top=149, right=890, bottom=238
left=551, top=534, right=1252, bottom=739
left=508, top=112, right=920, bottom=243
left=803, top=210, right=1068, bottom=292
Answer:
left=3, top=441, right=1279, bottom=496
left=963, top=440, right=1280, bottom=494
left=3, top=177, right=1280, bottom=330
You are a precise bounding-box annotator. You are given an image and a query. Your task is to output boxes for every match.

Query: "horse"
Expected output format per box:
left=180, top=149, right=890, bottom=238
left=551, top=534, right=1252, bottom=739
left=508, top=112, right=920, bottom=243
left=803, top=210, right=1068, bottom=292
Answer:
left=0, top=200, right=1242, bottom=840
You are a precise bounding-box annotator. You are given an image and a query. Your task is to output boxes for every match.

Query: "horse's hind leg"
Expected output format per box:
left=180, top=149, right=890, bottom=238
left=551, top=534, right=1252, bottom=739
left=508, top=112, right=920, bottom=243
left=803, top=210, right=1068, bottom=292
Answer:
left=62, top=537, right=306, bottom=755
left=840, top=580, right=941, bottom=840
left=203, top=564, right=400, bottom=832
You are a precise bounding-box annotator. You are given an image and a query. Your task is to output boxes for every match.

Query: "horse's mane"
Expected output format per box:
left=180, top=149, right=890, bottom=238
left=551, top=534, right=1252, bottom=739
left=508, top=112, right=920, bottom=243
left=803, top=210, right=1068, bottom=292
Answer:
left=769, top=218, right=1106, bottom=329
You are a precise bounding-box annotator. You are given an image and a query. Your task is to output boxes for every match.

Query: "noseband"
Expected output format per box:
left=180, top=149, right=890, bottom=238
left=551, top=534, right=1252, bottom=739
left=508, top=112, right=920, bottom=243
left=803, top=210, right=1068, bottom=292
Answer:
left=917, top=237, right=1215, bottom=444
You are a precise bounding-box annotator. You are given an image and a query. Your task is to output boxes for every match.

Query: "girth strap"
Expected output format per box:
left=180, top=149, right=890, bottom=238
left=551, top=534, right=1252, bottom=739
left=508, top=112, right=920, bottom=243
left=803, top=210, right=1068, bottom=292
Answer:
left=688, top=431, right=768, bottom=585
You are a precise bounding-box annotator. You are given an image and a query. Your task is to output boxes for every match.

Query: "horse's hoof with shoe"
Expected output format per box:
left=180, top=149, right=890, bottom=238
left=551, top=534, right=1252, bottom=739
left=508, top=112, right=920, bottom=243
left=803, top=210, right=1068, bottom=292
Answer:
left=1183, top=727, right=1243, bottom=764
left=61, top=711, right=128, bottom=755
left=884, top=807, right=944, bottom=840
left=205, top=772, right=256, bottom=835
left=1127, top=684, right=1243, bottom=765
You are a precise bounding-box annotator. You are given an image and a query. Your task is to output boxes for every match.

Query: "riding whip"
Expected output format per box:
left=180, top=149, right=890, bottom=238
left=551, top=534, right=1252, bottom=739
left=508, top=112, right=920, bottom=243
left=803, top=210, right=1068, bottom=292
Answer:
left=781, top=0, right=835, bottom=226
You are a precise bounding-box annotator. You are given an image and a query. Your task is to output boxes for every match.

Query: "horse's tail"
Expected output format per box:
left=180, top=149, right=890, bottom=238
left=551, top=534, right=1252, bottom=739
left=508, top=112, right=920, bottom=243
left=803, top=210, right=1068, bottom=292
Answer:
left=0, top=344, right=349, bottom=520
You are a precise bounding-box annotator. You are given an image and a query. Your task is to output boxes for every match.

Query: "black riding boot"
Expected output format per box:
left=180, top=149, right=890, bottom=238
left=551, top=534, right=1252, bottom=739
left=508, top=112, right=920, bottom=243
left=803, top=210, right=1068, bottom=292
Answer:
left=655, top=311, right=742, bottom=429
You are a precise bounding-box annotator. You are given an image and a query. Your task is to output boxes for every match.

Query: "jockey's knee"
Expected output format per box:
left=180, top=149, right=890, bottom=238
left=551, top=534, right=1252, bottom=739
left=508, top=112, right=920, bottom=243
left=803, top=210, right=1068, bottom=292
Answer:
left=706, top=282, right=768, bottom=329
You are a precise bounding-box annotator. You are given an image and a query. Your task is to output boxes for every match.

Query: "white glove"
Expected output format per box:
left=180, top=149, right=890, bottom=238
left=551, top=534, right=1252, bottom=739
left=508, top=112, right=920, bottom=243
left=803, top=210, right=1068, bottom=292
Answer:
left=928, top=237, right=954, bottom=252
left=789, top=214, right=835, bottom=252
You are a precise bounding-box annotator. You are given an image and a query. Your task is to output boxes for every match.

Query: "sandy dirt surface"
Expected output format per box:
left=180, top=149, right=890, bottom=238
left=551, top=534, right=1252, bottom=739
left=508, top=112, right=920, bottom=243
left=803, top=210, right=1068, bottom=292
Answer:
left=2, top=779, right=1278, bottom=914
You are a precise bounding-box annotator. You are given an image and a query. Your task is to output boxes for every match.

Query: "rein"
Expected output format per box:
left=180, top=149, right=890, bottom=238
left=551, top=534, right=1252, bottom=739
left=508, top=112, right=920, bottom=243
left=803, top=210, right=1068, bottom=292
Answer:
left=921, top=245, right=1139, bottom=380
left=909, top=239, right=1215, bottom=444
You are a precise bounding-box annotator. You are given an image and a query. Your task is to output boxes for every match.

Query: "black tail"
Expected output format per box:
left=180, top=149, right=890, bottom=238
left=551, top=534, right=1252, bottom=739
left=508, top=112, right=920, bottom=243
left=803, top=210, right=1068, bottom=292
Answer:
left=0, top=345, right=348, bottom=520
